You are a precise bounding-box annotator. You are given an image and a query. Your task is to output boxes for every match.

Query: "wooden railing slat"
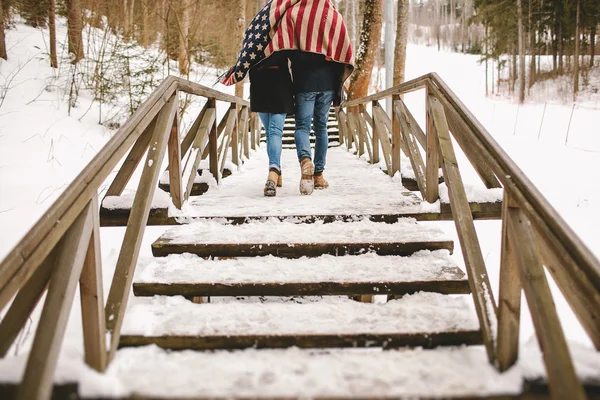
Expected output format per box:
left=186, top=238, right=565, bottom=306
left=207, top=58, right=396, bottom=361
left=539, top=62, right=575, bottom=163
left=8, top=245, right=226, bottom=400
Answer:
left=105, top=118, right=156, bottom=197
left=219, top=107, right=237, bottom=177
left=429, top=94, right=497, bottom=363
left=371, top=103, right=394, bottom=176
left=184, top=108, right=216, bottom=201
left=105, top=94, right=179, bottom=362
left=208, top=98, right=219, bottom=183
left=17, top=200, right=94, bottom=400
left=394, top=99, right=427, bottom=197
left=425, top=85, right=440, bottom=202
left=497, top=192, right=522, bottom=371
left=79, top=195, right=107, bottom=372
left=427, top=83, right=501, bottom=189
left=167, top=111, right=183, bottom=209
left=357, top=107, right=373, bottom=161
left=507, top=207, right=586, bottom=400
left=0, top=248, right=56, bottom=357
left=179, top=102, right=208, bottom=159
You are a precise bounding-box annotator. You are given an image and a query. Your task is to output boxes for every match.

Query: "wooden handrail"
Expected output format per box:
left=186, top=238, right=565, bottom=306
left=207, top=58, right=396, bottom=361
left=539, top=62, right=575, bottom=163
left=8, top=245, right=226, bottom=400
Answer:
left=338, top=73, right=600, bottom=398
left=0, top=76, right=253, bottom=396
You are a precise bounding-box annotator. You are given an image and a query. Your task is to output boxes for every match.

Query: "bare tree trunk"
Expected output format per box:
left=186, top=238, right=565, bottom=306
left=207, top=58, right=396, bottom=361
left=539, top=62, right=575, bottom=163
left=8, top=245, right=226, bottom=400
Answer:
left=123, top=0, right=130, bottom=41
left=348, top=0, right=384, bottom=99
left=234, top=0, right=246, bottom=98
left=49, top=0, right=58, bottom=67
left=528, top=0, right=535, bottom=89
left=141, top=0, right=149, bottom=46
left=393, top=0, right=409, bottom=85
left=128, top=0, right=135, bottom=39
left=558, top=19, right=563, bottom=73
left=178, top=0, right=190, bottom=75
left=0, top=0, right=7, bottom=60
left=67, top=0, right=84, bottom=63
left=517, top=0, right=525, bottom=103
left=591, top=27, right=596, bottom=68
left=573, top=0, right=580, bottom=100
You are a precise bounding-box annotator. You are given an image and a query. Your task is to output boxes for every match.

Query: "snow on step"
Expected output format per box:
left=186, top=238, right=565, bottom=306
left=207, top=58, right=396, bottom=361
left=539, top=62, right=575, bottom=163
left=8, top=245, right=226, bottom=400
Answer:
left=170, top=148, right=427, bottom=219
left=151, top=218, right=453, bottom=258
left=120, top=292, right=480, bottom=349
left=97, top=346, right=523, bottom=398
left=133, top=250, right=470, bottom=297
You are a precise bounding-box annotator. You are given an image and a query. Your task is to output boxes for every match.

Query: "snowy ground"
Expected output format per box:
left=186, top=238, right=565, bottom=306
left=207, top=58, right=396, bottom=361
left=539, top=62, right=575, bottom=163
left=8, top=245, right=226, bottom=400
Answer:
left=0, top=20, right=599, bottom=397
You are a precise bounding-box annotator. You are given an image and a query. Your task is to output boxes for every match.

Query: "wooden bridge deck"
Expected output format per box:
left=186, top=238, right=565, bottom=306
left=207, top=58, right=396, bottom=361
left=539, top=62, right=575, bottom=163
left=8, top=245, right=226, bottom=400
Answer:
left=100, top=147, right=502, bottom=226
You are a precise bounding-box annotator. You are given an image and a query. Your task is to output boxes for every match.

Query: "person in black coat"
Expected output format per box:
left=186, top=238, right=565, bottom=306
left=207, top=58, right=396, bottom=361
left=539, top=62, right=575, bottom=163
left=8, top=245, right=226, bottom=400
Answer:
left=249, top=51, right=294, bottom=197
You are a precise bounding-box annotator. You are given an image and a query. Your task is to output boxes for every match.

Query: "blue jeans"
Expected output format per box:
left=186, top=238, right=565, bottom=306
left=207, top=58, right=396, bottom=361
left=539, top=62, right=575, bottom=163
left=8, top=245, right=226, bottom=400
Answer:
left=258, top=112, right=286, bottom=172
left=294, top=91, right=335, bottom=174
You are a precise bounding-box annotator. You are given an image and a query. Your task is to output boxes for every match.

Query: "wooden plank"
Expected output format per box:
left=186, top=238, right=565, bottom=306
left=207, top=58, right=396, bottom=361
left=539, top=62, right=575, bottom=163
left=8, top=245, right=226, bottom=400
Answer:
left=428, top=94, right=497, bottom=364
left=338, top=110, right=353, bottom=151
left=134, top=277, right=471, bottom=297
left=369, top=102, right=380, bottom=164
left=250, top=113, right=257, bottom=150
left=184, top=109, right=216, bottom=201
left=428, top=83, right=501, bottom=189
left=346, top=109, right=361, bottom=151
left=342, top=74, right=430, bottom=107
left=167, top=110, right=183, bottom=209
left=219, top=107, right=237, bottom=178
left=180, top=102, right=208, bottom=159
left=425, top=84, right=440, bottom=202
left=391, top=95, right=402, bottom=175
left=534, top=227, right=600, bottom=350
left=0, top=79, right=178, bottom=312
left=394, top=99, right=427, bottom=198
left=497, top=192, right=522, bottom=372
left=17, top=201, right=94, bottom=400
left=104, top=118, right=155, bottom=197
left=506, top=207, right=586, bottom=400
left=175, top=77, right=249, bottom=106
left=335, top=109, right=344, bottom=145
left=231, top=105, right=240, bottom=167
left=0, top=248, right=56, bottom=357
left=241, top=107, right=250, bottom=160
left=207, top=98, right=219, bottom=184
left=119, top=330, right=482, bottom=351
left=79, top=196, right=107, bottom=372
left=151, top=240, right=454, bottom=259
left=354, top=107, right=365, bottom=157
left=104, top=94, right=179, bottom=363
left=401, top=97, right=427, bottom=149
left=371, top=104, right=393, bottom=176
left=357, top=106, right=373, bottom=161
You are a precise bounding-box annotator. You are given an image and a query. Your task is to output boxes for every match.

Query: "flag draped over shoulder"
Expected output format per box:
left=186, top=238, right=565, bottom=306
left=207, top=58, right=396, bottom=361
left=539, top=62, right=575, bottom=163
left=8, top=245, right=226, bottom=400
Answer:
left=220, top=0, right=354, bottom=86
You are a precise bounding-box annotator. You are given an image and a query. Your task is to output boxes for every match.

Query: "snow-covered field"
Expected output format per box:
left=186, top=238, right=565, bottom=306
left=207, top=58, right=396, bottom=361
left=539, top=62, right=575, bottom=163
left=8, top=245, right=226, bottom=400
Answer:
left=0, top=18, right=599, bottom=397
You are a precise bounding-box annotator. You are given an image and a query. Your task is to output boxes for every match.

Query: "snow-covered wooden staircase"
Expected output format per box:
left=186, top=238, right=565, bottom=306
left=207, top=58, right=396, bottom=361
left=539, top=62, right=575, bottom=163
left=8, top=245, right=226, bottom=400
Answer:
left=260, top=109, right=341, bottom=149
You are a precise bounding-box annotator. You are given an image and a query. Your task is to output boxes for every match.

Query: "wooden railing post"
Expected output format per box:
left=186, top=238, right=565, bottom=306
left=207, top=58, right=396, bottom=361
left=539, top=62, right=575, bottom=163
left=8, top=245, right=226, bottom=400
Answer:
left=105, top=94, right=178, bottom=362
left=391, top=95, right=401, bottom=175
left=242, top=107, right=250, bottom=160
left=425, top=83, right=440, bottom=202
left=394, top=99, right=427, bottom=197
left=371, top=102, right=394, bottom=176
left=183, top=108, right=216, bottom=201
left=167, top=105, right=183, bottom=209
left=231, top=104, right=240, bottom=167
left=17, top=201, right=94, bottom=400
left=355, top=106, right=365, bottom=157
left=507, top=207, right=586, bottom=399
left=250, top=113, right=257, bottom=150
left=371, top=101, right=380, bottom=165
left=497, top=191, right=521, bottom=372
left=208, top=98, right=219, bottom=184
left=357, top=105, right=373, bottom=162
left=79, top=195, right=107, bottom=372
left=428, top=93, right=498, bottom=364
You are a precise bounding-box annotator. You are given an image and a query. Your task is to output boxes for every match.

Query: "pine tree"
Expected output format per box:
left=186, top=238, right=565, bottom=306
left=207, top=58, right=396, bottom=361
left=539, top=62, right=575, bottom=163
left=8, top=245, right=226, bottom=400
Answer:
left=67, top=0, right=84, bottom=63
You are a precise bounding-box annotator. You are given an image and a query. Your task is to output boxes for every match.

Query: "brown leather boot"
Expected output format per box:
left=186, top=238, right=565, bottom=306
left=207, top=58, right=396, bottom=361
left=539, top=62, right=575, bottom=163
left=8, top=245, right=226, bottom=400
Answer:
left=264, top=169, right=280, bottom=197
left=314, top=173, right=329, bottom=189
left=299, top=158, right=314, bottom=195
left=277, top=173, right=282, bottom=187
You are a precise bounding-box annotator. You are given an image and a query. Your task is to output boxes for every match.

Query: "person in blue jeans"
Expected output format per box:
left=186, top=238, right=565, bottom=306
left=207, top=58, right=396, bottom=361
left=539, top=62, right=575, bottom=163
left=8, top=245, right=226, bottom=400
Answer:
left=290, top=51, right=345, bottom=195
left=249, top=51, right=294, bottom=196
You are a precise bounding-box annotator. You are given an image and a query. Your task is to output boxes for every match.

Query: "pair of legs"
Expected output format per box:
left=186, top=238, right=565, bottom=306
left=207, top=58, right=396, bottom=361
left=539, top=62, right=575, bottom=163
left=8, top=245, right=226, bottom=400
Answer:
left=258, top=112, right=286, bottom=196
left=294, top=91, right=335, bottom=175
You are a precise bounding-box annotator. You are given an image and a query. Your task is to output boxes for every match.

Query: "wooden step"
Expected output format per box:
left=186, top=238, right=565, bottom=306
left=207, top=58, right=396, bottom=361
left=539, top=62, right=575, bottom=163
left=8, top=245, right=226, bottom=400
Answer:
left=119, top=292, right=481, bottom=350
left=151, top=219, right=454, bottom=258
left=133, top=250, right=470, bottom=297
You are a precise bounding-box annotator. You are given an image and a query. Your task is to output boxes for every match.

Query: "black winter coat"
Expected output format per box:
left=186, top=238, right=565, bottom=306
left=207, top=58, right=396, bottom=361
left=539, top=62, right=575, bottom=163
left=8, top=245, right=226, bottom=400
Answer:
left=249, top=51, right=295, bottom=114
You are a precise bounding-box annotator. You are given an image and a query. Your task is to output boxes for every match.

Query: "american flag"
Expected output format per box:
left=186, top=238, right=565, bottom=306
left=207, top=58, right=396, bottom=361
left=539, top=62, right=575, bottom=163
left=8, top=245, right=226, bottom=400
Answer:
left=220, top=0, right=354, bottom=86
